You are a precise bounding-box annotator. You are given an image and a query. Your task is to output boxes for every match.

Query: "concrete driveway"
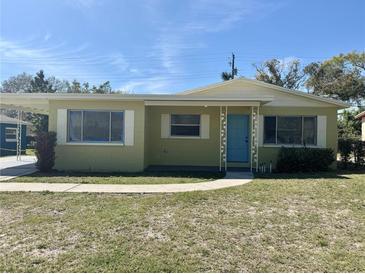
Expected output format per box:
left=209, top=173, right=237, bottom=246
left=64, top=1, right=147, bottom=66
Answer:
left=0, top=156, right=37, bottom=181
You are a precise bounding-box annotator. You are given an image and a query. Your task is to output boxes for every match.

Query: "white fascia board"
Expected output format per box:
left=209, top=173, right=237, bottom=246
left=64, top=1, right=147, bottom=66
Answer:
left=144, top=101, right=262, bottom=106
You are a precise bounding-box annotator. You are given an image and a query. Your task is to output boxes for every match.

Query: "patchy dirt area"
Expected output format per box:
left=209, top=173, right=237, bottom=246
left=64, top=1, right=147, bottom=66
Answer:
left=0, top=172, right=364, bottom=272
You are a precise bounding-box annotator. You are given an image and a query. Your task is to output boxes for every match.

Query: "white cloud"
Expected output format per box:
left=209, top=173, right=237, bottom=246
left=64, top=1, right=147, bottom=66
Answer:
left=141, top=0, right=282, bottom=89
left=184, top=0, right=280, bottom=33
left=110, top=53, right=129, bottom=71
left=0, top=38, right=118, bottom=85
left=117, top=76, right=173, bottom=94
left=1, top=1, right=285, bottom=93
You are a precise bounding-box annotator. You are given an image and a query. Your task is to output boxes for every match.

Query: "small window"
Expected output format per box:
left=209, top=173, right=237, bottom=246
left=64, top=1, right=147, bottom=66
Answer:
left=5, top=127, right=17, bottom=142
left=68, top=110, right=124, bottom=143
left=170, top=114, right=200, bottom=137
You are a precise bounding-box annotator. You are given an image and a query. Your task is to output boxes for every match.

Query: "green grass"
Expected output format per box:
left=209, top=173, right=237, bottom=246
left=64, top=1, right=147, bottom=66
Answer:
left=6, top=170, right=224, bottom=184
left=0, top=172, right=364, bottom=272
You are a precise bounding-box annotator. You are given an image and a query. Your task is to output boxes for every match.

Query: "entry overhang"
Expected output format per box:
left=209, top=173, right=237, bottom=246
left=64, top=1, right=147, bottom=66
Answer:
left=144, top=101, right=263, bottom=106
left=144, top=96, right=274, bottom=106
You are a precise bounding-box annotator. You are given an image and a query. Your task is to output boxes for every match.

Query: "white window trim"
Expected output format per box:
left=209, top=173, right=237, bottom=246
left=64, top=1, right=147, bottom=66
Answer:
left=5, top=127, right=17, bottom=142
left=262, top=115, right=318, bottom=147
left=62, top=142, right=127, bottom=146
left=169, top=114, right=201, bottom=139
left=67, top=109, right=125, bottom=145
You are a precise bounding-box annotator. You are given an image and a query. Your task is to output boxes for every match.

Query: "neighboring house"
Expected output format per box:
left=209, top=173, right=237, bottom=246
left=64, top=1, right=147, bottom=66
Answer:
left=0, top=114, right=29, bottom=156
left=355, top=111, right=365, bottom=141
left=0, top=78, right=349, bottom=171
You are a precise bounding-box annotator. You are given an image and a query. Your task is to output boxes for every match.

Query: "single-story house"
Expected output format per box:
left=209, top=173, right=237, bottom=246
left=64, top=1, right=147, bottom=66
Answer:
left=0, top=114, right=29, bottom=156
left=0, top=78, right=349, bottom=172
left=355, top=111, right=365, bottom=141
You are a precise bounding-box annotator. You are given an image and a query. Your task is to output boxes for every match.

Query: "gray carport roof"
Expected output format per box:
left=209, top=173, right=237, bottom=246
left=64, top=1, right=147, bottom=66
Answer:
left=0, top=92, right=274, bottom=114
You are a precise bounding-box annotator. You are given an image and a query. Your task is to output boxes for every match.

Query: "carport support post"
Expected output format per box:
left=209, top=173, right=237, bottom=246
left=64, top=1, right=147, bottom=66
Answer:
left=225, top=106, right=228, bottom=172
left=16, top=110, right=22, bottom=161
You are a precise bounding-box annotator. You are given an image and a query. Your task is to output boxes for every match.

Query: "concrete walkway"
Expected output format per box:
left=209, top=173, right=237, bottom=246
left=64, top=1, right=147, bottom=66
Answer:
left=0, top=156, right=37, bottom=181
left=0, top=172, right=252, bottom=193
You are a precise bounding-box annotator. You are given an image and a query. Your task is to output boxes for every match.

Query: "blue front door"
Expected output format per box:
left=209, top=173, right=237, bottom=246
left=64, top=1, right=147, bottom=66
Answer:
left=227, top=114, right=249, bottom=162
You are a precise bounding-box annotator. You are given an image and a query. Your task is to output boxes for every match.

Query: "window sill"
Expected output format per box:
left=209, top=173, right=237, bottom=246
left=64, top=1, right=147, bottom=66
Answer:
left=61, top=142, right=125, bottom=146
left=5, top=139, right=17, bottom=142
left=260, top=144, right=319, bottom=148
left=167, top=136, right=202, bottom=140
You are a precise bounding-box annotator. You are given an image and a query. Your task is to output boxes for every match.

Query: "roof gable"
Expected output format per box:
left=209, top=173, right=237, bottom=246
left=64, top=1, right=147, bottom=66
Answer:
left=179, top=78, right=349, bottom=108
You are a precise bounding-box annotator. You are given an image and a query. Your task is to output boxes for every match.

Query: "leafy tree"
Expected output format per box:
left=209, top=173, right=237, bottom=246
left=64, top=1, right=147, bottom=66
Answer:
left=0, top=72, right=33, bottom=93
left=338, top=108, right=363, bottom=139
left=221, top=71, right=236, bottom=81
left=82, top=82, right=90, bottom=93
left=254, top=58, right=305, bottom=89
left=0, top=73, right=33, bottom=119
left=92, top=81, right=112, bottom=94
left=28, top=70, right=56, bottom=132
left=48, top=77, right=69, bottom=93
left=221, top=53, right=238, bottom=81
left=30, top=70, right=55, bottom=93
left=67, top=80, right=82, bottom=93
left=304, top=51, right=365, bottom=106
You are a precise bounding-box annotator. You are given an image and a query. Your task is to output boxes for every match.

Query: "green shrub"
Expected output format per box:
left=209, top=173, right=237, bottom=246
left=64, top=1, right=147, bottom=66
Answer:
left=276, top=147, right=335, bottom=173
left=338, top=138, right=365, bottom=168
left=338, top=139, right=353, bottom=167
left=353, top=140, right=365, bottom=165
left=35, top=131, right=57, bottom=172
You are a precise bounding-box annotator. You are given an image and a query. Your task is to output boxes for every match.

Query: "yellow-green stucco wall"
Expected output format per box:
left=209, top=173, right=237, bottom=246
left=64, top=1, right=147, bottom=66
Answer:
left=145, top=106, right=338, bottom=170
left=49, top=100, right=146, bottom=172
left=49, top=101, right=339, bottom=172
left=258, top=107, right=338, bottom=169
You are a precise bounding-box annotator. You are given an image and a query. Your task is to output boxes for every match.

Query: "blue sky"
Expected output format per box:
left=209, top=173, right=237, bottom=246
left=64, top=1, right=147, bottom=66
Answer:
left=1, top=0, right=364, bottom=93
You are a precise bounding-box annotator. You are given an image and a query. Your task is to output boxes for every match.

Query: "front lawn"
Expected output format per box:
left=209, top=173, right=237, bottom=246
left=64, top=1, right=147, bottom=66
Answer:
left=5, top=170, right=224, bottom=184
left=0, top=172, right=364, bottom=272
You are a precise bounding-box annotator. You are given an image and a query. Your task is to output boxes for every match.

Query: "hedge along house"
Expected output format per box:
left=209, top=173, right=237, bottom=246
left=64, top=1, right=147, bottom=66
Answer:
left=0, top=114, right=30, bottom=157
left=355, top=111, right=365, bottom=141
left=0, top=78, right=349, bottom=172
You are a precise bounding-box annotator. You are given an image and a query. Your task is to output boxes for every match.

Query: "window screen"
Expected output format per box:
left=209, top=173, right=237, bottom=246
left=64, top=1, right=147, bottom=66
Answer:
left=263, top=116, right=317, bottom=145
left=264, top=116, right=276, bottom=143
left=5, top=128, right=17, bottom=142
left=170, top=114, right=200, bottom=137
left=68, top=110, right=124, bottom=143
left=303, top=116, right=317, bottom=145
